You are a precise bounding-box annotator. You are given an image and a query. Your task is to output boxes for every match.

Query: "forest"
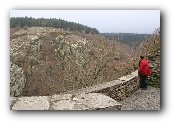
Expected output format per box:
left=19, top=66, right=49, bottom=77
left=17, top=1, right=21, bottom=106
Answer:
left=101, top=33, right=152, bottom=47
left=10, top=17, right=152, bottom=48
left=10, top=16, right=99, bottom=34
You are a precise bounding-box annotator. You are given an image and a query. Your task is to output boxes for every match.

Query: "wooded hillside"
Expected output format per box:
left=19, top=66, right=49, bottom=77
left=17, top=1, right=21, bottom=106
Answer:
left=10, top=17, right=99, bottom=34
left=10, top=26, right=135, bottom=96
left=101, top=33, right=152, bottom=48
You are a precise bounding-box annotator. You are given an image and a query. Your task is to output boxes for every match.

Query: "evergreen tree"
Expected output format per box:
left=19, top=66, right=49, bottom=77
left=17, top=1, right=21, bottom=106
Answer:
left=10, top=17, right=100, bottom=34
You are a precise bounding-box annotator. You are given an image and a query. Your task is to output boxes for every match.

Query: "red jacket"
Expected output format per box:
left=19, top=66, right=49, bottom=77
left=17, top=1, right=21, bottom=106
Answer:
left=138, top=58, right=150, bottom=76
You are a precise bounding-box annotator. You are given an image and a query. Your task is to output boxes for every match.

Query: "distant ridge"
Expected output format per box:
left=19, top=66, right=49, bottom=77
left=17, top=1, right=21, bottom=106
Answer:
left=10, top=16, right=99, bottom=34
left=101, top=33, right=152, bottom=47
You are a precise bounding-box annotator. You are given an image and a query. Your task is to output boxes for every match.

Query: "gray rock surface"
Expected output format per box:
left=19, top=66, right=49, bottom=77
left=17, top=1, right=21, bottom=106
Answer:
left=62, top=93, right=122, bottom=110
left=120, top=86, right=160, bottom=110
left=11, top=93, right=122, bottom=110
left=12, top=96, right=49, bottom=110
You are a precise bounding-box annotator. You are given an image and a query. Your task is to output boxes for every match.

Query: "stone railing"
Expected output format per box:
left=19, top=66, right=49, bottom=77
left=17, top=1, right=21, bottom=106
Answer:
left=10, top=70, right=139, bottom=110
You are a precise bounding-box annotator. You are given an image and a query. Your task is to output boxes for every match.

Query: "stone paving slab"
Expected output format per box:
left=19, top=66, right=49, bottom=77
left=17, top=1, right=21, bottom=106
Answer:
left=11, top=93, right=122, bottom=110
left=12, top=96, right=49, bottom=110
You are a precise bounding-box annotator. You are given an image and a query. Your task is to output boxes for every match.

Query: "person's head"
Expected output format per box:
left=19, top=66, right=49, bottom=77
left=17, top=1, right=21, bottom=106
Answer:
left=140, top=56, right=144, bottom=59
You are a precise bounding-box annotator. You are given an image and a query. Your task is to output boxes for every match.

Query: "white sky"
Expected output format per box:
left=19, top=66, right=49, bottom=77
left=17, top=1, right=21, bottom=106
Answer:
left=10, top=10, right=160, bottom=34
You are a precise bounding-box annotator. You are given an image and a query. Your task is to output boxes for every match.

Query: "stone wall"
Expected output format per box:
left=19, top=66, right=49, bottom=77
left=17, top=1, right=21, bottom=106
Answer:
left=93, top=72, right=139, bottom=101
left=10, top=71, right=139, bottom=110
left=62, top=70, right=139, bottom=101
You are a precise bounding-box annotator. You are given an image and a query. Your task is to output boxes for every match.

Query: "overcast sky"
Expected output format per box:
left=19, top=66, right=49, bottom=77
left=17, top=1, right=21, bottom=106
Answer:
left=10, top=10, right=160, bottom=34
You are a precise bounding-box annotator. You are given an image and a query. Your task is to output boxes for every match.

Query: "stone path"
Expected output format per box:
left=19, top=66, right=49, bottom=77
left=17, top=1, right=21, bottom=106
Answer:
left=119, top=86, right=160, bottom=110
left=10, top=86, right=160, bottom=110
left=10, top=93, right=122, bottom=110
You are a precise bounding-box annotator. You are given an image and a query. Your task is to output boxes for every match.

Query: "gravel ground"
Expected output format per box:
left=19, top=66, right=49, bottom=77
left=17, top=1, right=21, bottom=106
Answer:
left=119, top=86, right=160, bottom=110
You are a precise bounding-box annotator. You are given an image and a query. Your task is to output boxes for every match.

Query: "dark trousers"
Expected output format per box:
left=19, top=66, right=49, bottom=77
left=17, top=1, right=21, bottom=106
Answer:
left=139, top=74, right=147, bottom=89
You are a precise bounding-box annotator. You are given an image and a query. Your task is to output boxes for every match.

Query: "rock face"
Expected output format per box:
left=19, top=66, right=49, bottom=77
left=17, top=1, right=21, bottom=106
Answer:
left=147, top=51, right=160, bottom=88
left=136, top=28, right=160, bottom=88
left=10, top=62, right=26, bottom=97
left=10, top=93, right=122, bottom=110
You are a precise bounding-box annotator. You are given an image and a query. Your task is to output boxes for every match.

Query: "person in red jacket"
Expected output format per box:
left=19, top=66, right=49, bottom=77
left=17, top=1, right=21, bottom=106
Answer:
left=138, top=56, right=150, bottom=90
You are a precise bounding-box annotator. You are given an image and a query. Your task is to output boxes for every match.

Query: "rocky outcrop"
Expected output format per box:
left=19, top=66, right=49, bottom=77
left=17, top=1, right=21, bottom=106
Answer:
left=147, top=51, right=160, bottom=88
left=139, top=28, right=160, bottom=88
left=136, top=28, right=160, bottom=88
left=10, top=62, right=26, bottom=97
